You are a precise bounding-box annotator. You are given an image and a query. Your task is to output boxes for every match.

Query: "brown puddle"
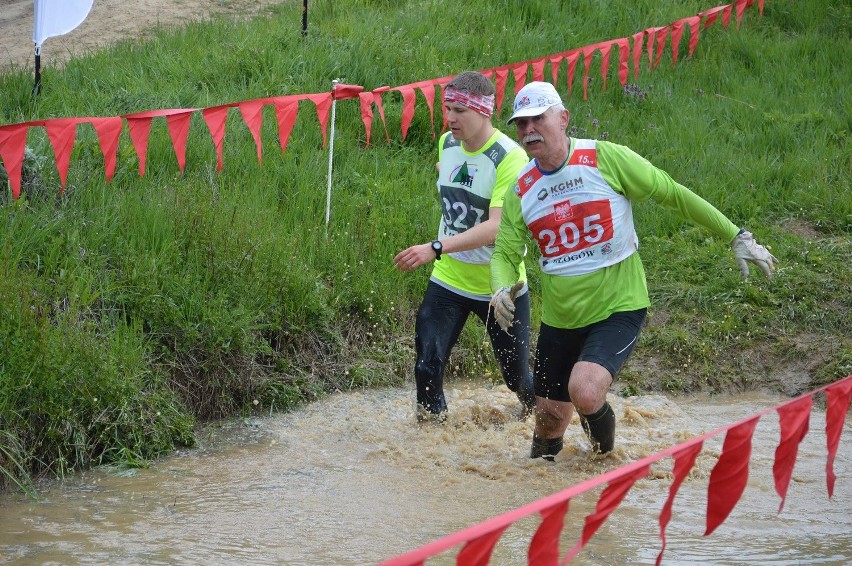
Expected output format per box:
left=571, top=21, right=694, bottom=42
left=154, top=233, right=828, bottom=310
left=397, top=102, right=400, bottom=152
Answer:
left=1, top=383, right=850, bottom=565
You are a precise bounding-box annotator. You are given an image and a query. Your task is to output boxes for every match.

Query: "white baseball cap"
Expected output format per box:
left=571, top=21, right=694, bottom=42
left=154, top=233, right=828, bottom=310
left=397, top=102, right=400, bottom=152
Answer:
left=507, top=81, right=564, bottom=124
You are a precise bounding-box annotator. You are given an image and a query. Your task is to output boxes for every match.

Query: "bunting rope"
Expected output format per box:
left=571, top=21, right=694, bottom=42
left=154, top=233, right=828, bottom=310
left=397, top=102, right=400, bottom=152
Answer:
left=380, top=375, right=852, bottom=566
left=0, top=0, right=764, bottom=200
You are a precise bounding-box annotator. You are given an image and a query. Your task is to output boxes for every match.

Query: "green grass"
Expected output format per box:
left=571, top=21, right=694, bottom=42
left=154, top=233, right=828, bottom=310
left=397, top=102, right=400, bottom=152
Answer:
left=1, top=0, right=850, bottom=492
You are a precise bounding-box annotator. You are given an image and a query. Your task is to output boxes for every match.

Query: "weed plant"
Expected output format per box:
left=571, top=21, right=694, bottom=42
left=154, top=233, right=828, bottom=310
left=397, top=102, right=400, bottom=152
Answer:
left=0, top=0, right=850, bottom=491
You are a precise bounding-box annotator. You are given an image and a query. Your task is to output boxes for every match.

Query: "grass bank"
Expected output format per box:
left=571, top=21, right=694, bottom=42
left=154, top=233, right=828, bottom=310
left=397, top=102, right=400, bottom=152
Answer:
left=0, top=0, right=849, bottom=493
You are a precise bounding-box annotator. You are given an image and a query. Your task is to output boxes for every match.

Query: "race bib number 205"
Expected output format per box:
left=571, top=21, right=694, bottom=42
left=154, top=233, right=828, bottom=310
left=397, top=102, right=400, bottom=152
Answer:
left=529, top=198, right=613, bottom=258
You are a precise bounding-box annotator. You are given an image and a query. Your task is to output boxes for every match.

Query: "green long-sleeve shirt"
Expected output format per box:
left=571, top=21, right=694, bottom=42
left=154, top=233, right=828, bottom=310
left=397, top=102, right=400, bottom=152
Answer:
left=491, top=138, right=739, bottom=329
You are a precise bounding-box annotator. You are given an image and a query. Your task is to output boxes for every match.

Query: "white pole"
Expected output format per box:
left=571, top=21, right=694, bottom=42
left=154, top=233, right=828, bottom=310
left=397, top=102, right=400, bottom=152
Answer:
left=325, top=79, right=339, bottom=237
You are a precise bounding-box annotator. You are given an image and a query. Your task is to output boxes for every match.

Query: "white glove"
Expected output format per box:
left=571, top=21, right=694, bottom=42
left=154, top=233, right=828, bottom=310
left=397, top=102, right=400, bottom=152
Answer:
left=490, top=281, right=525, bottom=332
left=731, top=230, right=778, bottom=279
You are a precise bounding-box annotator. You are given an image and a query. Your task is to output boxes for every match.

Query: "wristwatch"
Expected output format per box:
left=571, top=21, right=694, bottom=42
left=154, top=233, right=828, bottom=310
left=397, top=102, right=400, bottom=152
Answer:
left=431, top=240, right=443, bottom=261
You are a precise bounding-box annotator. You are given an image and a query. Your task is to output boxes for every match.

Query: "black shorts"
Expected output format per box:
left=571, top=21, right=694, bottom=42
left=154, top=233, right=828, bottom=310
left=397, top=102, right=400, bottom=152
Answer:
left=533, top=308, right=647, bottom=402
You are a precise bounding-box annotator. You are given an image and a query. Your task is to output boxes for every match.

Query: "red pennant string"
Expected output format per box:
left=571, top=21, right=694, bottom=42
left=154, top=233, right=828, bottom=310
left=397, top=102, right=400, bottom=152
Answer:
left=332, top=83, right=364, bottom=100
left=202, top=105, right=229, bottom=172
left=565, top=50, right=580, bottom=97
left=89, top=117, right=122, bottom=182
left=358, top=92, right=375, bottom=147
left=494, top=68, right=509, bottom=118
left=531, top=58, right=546, bottom=82
left=382, top=376, right=850, bottom=566
left=271, top=96, right=299, bottom=153
left=632, top=32, right=645, bottom=79
left=165, top=111, right=193, bottom=173
left=124, top=109, right=202, bottom=176
left=705, top=416, right=760, bottom=536
left=456, top=526, right=510, bottom=566
left=528, top=500, right=569, bottom=566
left=773, top=396, right=812, bottom=513
left=549, top=55, right=563, bottom=89
left=824, top=377, right=852, bottom=498
left=418, top=82, right=436, bottom=138
left=563, top=465, right=651, bottom=564
left=656, top=442, right=703, bottom=566
left=395, top=86, right=416, bottom=141
left=238, top=100, right=265, bottom=165
left=45, top=118, right=78, bottom=191
left=513, top=63, right=529, bottom=95
left=0, top=123, right=29, bottom=199
left=306, top=93, right=332, bottom=148
left=125, top=116, right=153, bottom=177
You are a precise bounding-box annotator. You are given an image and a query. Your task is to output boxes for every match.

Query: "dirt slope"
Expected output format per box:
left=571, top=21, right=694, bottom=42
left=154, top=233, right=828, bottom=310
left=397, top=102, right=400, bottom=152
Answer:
left=0, top=0, right=290, bottom=72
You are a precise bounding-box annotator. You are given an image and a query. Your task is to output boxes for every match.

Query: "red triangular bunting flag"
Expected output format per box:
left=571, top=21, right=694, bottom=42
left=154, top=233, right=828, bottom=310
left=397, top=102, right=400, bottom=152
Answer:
left=825, top=376, right=852, bottom=497
left=735, top=0, right=749, bottom=28
left=531, top=58, right=546, bottom=82
left=306, top=92, right=333, bottom=147
left=581, top=44, right=597, bottom=100
left=418, top=82, right=436, bottom=138
left=372, top=86, right=391, bottom=143
left=358, top=92, right=374, bottom=147
left=705, top=416, right=760, bottom=536
left=632, top=32, right=645, bottom=79
left=272, top=96, right=299, bottom=153
left=702, top=5, right=726, bottom=29
left=202, top=105, right=229, bottom=171
left=0, top=123, right=29, bottom=199
left=614, top=38, right=630, bottom=86
left=686, top=15, right=702, bottom=57
left=565, top=50, right=580, bottom=97
left=165, top=111, right=193, bottom=173
left=654, top=26, right=670, bottom=69
left=45, top=118, right=78, bottom=191
left=722, top=4, right=733, bottom=27
left=238, top=100, right=265, bottom=165
left=512, top=63, right=529, bottom=95
left=456, top=526, right=509, bottom=566
left=495, top=68, right=509, bottom=118
left=656, top=442, right=703, bottom=566
left=646, top=27, right=659, bottom=68
left=396, top=86, right=416, bottom=141
left=549, top=55, right=563, bottom=89
left=89, top=117, right=122, bottom=182
left=332, top=83, right=364, bottom=100
left=563, top=465, right=650, bottom=564
left=773, top=396, right=811, bottom=513
left=126, top=116, right=153, bottom=177
left=528, top=500, right=569, bottom=566
left=598, top=43, right=614, bottom=92
left=671, top=19, right=687, bottom=65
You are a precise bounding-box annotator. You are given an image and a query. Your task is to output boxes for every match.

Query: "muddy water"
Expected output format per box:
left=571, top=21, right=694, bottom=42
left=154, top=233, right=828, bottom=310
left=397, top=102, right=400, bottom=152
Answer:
left=1, top=383, right=850, bottom=565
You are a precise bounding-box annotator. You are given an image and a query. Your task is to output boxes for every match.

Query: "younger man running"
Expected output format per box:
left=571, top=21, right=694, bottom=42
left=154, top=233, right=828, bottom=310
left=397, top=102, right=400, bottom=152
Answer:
left=394, top=71, right=535, bottom=420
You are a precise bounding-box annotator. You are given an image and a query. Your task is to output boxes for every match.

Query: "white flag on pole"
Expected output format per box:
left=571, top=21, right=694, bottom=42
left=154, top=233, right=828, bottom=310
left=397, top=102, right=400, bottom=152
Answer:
left=32, top=0, right=95, bottom=48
